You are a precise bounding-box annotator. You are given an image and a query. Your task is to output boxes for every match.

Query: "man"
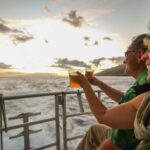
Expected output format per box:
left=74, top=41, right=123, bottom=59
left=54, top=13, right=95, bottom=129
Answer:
left=76, top=34, right=150, bottom=150
left=97, top=36, right=150, bottom=150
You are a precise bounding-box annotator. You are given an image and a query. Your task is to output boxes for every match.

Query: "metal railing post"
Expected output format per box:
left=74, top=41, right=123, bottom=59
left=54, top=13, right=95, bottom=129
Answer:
left=97, top=91, right=101, bottom=99
left=62, top=93, right=67, bottom=150
left=77, top=90, right=84, bottom=112
left=23, top=113, right=30, bottom=150
left=55, top=95, right=60, bottom=150
left=0, top=94, right=3, bottom=150
left=0, top=94, right=7, bottom=132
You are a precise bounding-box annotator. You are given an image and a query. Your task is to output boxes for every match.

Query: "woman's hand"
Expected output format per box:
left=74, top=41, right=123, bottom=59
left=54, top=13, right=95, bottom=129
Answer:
left=73, top=71, right=89, bottom=87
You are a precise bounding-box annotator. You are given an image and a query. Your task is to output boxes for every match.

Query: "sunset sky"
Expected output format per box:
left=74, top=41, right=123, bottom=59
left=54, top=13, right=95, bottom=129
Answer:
left=0, top=0, right=150, bottom=74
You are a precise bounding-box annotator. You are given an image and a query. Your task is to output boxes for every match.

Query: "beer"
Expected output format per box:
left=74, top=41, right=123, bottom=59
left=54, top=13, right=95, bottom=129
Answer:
left=85, top=68, right=94, bottom=78
left=69, top=71, right=80, bottom=88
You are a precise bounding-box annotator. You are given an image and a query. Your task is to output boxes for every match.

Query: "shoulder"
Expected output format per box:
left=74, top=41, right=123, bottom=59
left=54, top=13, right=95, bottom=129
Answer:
left=130, top=92, right=149, bottom=110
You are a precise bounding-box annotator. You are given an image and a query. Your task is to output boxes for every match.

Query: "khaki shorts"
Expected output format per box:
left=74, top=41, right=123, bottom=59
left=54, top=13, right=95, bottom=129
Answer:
left=76, top=123, right=112, bottom=150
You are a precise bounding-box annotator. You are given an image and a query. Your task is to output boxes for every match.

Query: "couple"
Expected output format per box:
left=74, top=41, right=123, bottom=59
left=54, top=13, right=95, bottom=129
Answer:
left=75, top=34, right=150, bottom=150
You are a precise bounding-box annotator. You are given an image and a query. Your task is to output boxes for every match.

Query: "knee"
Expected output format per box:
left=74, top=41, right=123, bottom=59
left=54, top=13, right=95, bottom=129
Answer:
left=89, top=124, right=102, bottom=131
left=88, top=124, right=101, bottom=135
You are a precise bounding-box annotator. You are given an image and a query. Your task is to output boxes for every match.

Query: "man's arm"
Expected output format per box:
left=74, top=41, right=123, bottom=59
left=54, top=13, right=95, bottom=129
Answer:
left=75, top=72, right=145, bottom=129
left=90, top=77, right=124, bottom=102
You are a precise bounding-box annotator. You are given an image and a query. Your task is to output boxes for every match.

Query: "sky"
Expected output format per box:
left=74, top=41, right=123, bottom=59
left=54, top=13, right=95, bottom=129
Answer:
left=0, top=0, right=150, bottom=75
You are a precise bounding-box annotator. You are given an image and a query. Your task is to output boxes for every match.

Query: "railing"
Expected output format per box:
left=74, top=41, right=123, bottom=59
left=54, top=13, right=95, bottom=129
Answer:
left=0, top=90, right=101, bottom=150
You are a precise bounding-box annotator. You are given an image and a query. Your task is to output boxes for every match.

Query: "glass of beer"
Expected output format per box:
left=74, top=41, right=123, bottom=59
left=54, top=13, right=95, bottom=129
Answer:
left=68, top=71, right=80, bottom=88
left=85, top=68, right=94, bottom=78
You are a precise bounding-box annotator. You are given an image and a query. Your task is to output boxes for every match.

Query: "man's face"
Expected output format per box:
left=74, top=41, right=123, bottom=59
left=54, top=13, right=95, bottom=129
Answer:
left=123, top=47, right=138, bottom=74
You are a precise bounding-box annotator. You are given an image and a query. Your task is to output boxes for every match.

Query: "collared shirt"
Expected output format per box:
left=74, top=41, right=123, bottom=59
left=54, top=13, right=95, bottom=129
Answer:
left=111, top=70, right=150, bottom=150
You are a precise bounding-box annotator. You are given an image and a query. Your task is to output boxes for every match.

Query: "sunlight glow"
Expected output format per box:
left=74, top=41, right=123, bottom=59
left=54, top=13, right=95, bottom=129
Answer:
left=0, top=18, right=123, bottom=74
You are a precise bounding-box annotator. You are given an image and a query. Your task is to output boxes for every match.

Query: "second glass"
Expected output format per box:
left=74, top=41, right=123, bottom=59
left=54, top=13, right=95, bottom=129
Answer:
left=85, top=68, right=94, bottom=78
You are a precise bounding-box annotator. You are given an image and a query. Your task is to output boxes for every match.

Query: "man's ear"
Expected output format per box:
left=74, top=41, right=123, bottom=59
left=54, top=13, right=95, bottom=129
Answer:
left=137, top=50, right=145, bottom=63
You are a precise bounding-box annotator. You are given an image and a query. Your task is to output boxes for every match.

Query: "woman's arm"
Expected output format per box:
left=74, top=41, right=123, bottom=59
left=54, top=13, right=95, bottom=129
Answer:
left=75, top=72, right=146, bottom=129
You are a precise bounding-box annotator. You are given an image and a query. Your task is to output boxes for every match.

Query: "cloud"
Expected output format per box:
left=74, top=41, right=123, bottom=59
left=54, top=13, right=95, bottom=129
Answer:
left=0, top=62, right=13, bottom=69
left=10, top=33, right=34, bottom=45
left=51, top=64, right=72, bottom=69
left=83, top=36, right=91, bottom=45
left=0, top=18, right=6, bottom=24
left=103, top=36, right=112, bottom=40
left=90, top=58, right=106, bottom=66
left=45, top=40, right=48, bottom=43
left=51, top=58, right=89, bottom=68
left=93, top=40, right=99, bottom=45
left=83, top=36, right=99, bottom=46
left=90, top=57, right=124, bottom=67
left=44, top=5, right=51, bottom=14
left=0, top=23, right=11, bottom=33
left=0, top=19, right=24, bottom=34
left=0, top=18, right=34, bottom=45
left=109, top=57, right=124, bottom=64
left=62, top=10, right=85, bottom=27
left=84, top=36, right=90, bottom=41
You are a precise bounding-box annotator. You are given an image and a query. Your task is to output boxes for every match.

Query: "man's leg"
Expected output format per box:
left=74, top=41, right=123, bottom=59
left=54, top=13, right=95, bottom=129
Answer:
left=96, top=138, right=121, bottom=150
left=76, top=124, right=112, bottom=150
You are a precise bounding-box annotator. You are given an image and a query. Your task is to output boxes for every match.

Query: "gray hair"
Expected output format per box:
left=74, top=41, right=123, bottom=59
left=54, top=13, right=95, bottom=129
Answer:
left=129, top=34, right=148, bottom=52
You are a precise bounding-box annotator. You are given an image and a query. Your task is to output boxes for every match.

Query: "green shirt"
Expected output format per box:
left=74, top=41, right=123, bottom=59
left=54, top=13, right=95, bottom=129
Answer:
left=111, top=70, right=150, bottom=150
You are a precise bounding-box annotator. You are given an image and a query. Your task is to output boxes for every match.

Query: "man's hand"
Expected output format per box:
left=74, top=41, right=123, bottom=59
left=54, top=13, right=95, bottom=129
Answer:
left=87, top=76, right=99, bottom=86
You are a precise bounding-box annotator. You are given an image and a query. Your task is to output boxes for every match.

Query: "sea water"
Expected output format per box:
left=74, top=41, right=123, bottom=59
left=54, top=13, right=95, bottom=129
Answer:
left=0, top=75, right=134, bottom=150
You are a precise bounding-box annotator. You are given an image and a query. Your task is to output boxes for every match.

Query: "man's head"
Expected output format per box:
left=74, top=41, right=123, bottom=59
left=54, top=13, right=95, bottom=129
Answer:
left=123, top=34, right=148, bottom=78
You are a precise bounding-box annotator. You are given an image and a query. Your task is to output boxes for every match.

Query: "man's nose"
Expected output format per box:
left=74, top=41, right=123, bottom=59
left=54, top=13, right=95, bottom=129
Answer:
left=123, top=59, right=126, bottom=64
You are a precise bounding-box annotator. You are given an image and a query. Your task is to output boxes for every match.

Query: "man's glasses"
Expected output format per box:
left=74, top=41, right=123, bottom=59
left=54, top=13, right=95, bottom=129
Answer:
left=124, top=50, right=136, bottom=57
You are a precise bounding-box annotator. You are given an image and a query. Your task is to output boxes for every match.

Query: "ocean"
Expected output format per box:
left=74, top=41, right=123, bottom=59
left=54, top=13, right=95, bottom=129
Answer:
left=0, top=75, right=134, bottom=150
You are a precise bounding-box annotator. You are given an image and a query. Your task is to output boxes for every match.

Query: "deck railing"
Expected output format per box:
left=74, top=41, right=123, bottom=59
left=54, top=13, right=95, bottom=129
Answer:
left=0, top=90, right=101, bottom=150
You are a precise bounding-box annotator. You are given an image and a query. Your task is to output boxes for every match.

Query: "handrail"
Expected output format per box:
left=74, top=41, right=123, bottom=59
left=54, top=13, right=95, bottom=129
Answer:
left=3, top=90, right=100, bottom=100
left=0, top=90, right=101, bottom=150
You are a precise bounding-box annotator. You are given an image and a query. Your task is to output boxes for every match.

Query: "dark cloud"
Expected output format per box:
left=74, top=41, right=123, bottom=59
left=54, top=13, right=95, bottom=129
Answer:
left=10, top=33, right=34, bottom=45
left=45, top=40, right=48, bottom=43
left=0, top=18, right=6, bottom=24
left=83, top=36, right=91, bottom=46
left=62, top=10, right=85, bottom=27
left=90, top=58, right=106, bottom=66
left=93, top=40, right=99, bottom=45
left=103, top=36, right=112, bottom=41
left=109, top=57, right=124, bottom=64
left=51, top=64, right=73, bottom=69
left=84, top=36, right=90, bottom=41
left=0, top=62, right=13, bottom=69
left=90, top=57, right=124, bottom=67
left=44, top=5, right=51, bottom=14
left=51, top=58, right=89, bottom=68
left=0, top=20, right=23, bottom=34
left=84, top=43, right=88, bottom=46
left=0, top=23, right=11, bottom=33
left=0, top=18, right=33, bottom=45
